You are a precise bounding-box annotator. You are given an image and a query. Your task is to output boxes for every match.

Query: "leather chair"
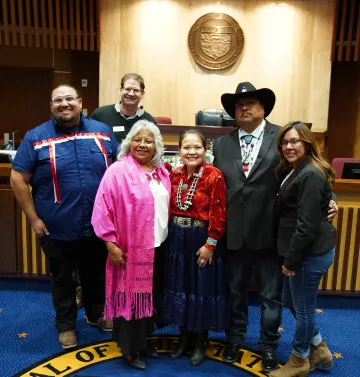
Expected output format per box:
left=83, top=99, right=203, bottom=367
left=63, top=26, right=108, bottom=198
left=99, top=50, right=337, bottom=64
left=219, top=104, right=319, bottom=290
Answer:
left=154, top=117, right=172, bottom=125
left=195, top=108, right=235, bottom=127
left=331, top=158, right=360, bottom=178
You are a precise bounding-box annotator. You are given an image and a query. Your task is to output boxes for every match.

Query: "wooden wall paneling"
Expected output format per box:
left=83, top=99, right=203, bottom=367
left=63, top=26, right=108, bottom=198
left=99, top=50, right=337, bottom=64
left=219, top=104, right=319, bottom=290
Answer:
left=9, top=0, right=17, bottom=46
left=0, top=188, right=17, bottom=274
left=82, top=0, right=88, bottom=51
left=337, top=0, right=347, bottom=61
left=331, top=0, right=340, bottom=60
left=332, top=208, right=343, bottom=291
left=89, top=0, right=95, bottom=51
left=0, top=67, right=53, bottom=140
left=96, top=0, right=100, bottom=51
left=34, top=233, right=41, bottom=275
left=33, top=0, right=40, bottom=47
left=341, top=208, right=353, bottom=290
left=25, top=0, right=32, bottom=47
left=346, top=0, right=356, bottom=61
left=2, top=0, right=10, bottom=45
left=20, top=212, right=28, bottom=273
left=17, top=0, right=25, bottom=46
left=327, top=62, right=360, bottom=160
left=99, top=0, right=334, bottom=130
left=355, top=3, right=360, bottom=61
left=48, top=0, right=54, bottom=48
left=55, top=0, right=62, bottom=49
left=26, top=216, right=33, bottom=274
left=40, top=0, right=47, bottom=48
left=76, top=0, right=81, bottom=50
left=352, top=210, right=360, bottom=291
left=15, top=202, right=24, bottom=275
left=69, top=0, right=75, bottom=50
left=62, top=0, right=68, bottom=49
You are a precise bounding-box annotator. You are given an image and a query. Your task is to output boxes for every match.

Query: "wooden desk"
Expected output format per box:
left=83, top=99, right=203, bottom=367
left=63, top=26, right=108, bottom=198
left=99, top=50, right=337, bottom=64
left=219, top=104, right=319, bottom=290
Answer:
left=320, top=179, right=360, bottom=295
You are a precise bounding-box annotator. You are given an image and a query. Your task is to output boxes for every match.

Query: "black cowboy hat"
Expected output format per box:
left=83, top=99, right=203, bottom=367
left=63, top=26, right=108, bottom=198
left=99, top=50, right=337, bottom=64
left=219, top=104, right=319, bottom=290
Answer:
left=221, top=82, right=276, bottom=119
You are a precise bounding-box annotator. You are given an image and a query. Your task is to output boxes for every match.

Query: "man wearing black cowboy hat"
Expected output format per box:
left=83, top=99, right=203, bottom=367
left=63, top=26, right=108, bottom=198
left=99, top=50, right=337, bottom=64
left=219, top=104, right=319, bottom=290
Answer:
left=213, top=82, right=283, bottom=372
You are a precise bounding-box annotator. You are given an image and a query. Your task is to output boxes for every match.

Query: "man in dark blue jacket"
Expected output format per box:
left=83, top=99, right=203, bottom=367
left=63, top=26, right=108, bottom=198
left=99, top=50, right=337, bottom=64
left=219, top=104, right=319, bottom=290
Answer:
left=11, top=84, right=119, bottom=349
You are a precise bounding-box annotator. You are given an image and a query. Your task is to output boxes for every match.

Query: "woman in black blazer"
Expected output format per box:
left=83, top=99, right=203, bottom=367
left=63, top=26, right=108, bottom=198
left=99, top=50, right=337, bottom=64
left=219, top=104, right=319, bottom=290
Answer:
left=269, top=122, right=336, bottom=377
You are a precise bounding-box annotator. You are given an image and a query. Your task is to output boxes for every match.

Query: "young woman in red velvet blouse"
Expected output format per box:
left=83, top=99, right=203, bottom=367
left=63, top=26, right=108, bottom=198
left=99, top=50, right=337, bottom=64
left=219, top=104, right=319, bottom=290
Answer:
left=163, top=130, right=227, bottom=367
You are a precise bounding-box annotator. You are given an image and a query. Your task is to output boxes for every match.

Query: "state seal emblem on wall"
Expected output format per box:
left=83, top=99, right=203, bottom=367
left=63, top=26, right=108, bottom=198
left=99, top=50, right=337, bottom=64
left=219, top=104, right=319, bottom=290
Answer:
left=188, top=13, right=244, bottom=70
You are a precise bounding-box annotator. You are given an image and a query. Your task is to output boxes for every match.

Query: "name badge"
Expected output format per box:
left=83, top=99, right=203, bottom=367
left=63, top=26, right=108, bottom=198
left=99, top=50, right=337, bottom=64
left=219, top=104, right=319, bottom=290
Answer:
left=113, top=126, right=125, bottom=132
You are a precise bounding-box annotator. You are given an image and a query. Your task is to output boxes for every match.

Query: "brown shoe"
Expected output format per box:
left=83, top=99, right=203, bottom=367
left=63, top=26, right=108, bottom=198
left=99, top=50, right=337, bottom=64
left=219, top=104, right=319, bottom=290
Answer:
left=87, top=316, right=113, bottom=332
left=59, top=331, right=77, bottom=349
left=309, top=339, right=333, bottom=371
left=269, top=354, right=309, bottom=377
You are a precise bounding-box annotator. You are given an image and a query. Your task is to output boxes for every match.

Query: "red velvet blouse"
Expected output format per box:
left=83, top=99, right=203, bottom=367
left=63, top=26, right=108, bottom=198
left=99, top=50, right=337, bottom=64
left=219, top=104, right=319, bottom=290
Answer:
left=170, top=162, right=227, bottom=250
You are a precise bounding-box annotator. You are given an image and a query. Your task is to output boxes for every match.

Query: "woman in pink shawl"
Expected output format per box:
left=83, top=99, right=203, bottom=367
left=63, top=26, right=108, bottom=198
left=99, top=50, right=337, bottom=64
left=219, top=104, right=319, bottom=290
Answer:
left=91, top=120, right=171, bottom=371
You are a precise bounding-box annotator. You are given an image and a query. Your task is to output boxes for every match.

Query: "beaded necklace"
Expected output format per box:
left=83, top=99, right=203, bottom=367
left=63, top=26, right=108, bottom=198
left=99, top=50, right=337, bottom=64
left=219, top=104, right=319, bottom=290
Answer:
left=176, top=167, right=204, bottom=211
left=240, top=126, right=264, bottom=172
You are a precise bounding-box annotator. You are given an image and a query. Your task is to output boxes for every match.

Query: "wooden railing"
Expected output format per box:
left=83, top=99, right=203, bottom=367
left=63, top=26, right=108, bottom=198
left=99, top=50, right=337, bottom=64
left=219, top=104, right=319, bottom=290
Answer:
left=0, top=0, right=99, bottom=51
left=331, top=0, right=360, bottom=61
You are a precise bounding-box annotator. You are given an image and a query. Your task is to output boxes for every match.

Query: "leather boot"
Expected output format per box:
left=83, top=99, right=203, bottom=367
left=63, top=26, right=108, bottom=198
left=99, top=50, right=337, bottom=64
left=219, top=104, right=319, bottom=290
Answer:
left=309, top=339, right=333, bottom=371
left=189, top=332, right=208, bottom=367
left=171, top=326, right=191, bottom=359
left=269, top=354, right=309, bottom=377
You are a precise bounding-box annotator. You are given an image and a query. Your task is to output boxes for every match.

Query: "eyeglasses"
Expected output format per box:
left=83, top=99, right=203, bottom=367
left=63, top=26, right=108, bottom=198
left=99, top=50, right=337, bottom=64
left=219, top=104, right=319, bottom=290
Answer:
left=132, top=138, right=154, bottom=146
left=122, top=87, right=142, bottom=95
left=51, top=96, right=80, bottom=104
left=280, top=139, right=302, bottom=148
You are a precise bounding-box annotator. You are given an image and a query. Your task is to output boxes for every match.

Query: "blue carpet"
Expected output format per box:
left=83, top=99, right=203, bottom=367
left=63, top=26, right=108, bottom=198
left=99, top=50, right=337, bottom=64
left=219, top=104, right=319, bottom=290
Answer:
left=1, top=278, right=359, bottom=376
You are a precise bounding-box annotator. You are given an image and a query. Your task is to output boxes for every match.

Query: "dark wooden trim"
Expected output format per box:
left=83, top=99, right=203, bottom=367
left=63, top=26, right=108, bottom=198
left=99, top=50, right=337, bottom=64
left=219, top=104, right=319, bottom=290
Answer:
left=9, top=0, right=17, bottom=46
left=355, top=2, right=360, bottom=61
left=332, top=208, right=343, bottom=290
left=82, top=0, right=88, bottom=51
left=17, top=0, right=25, bottom=46
left=331, top=0, right=340, bottom=60
left=48, top=0, right=54, bottom=48
left=333, top=179, right=360, bottom=193
left=89, top=0, right=95, bottom=51
left=62, top=0, right=68, bottom=49
left=33, top=0, right=40, bottom=47
left=76, top=0, right=81, bottom=50
left=2, top=0, right=10, bottom=45
left=341, top=208, right=353, bottom=291
left=15, top=203, right=24, bottom=276
left=25, top=0, right=32, bottom=47
left=69, top=0, right=75, bottom=50
left=351, top=210, right=360, bottom=292
left=35, top=236, right=42, bottom=276
left=55, top=0, right=62, bottom=49
left=338, top=0, right=347, bottom=61
left=346, top=0, right=356, bottom=61
left=96, top=0, right=100, bottom=51
left=40, top=0, right=47, bottom=47
left=26, top=217, right=33, bottom=275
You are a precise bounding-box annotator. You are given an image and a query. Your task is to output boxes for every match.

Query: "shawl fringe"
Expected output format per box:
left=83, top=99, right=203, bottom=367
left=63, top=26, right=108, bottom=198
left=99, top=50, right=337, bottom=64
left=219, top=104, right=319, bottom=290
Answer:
left=104, top=291, right=153, bottom=321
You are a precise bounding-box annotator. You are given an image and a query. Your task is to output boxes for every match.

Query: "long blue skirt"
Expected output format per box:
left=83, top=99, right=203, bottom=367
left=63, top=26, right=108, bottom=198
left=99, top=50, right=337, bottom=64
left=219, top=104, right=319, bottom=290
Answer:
left=162, top=218, right=226, bottom=333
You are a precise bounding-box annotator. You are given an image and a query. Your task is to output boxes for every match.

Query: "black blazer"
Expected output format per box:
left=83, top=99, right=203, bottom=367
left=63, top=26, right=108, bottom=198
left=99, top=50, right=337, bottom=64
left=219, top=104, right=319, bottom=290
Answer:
left=214, top=121, right=281, bottom=251
left=276, top=157, right=336, bottom=271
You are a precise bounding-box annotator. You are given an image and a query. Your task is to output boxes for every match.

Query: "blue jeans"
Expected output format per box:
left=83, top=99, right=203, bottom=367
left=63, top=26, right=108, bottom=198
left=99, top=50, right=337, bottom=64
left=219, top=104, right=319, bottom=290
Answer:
left=282, top=248, right=335, bottom=359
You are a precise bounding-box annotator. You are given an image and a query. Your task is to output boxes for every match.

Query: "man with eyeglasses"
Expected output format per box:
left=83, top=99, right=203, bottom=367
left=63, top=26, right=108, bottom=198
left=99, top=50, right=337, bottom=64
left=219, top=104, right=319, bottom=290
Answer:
left=10, top=84, right=119, bottom=350
left=213, top=82, right=337, bottom=372
left=91, top=73, right=157, bottom=143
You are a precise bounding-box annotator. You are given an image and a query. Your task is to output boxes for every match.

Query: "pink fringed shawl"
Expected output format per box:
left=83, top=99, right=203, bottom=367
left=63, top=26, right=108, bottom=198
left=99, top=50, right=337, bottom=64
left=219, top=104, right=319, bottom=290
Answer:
left=91, top=154, right=171, bottom=320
